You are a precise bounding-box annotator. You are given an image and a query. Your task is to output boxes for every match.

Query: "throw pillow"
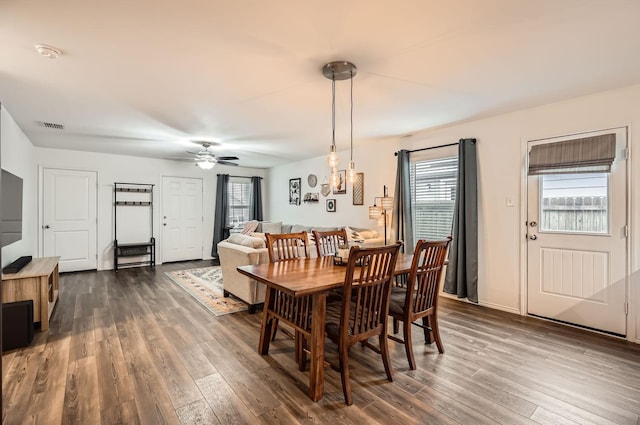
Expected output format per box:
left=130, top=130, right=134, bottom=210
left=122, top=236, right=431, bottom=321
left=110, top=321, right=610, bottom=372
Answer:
left=241, top=220, right=259, bottom=235
left=262, top=221, right=282, bottom=234
left=344, top=226, right=363, bottom=241
left=228, top=233, right=266, bottom=249
left=291, top=224, right=312, bottom=233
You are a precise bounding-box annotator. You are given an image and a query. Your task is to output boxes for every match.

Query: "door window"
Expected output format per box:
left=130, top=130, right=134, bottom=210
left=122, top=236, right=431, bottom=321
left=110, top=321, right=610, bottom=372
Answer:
left=539, top=173, right=608, bottom=234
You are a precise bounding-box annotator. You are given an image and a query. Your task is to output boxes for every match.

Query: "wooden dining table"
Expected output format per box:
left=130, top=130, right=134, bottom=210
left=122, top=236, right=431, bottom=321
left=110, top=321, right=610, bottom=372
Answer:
left=237, top=253, right=414, bottom=402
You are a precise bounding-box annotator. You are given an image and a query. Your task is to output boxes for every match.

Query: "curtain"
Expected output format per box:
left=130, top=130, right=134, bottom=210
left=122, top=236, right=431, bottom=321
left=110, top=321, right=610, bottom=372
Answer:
left=392, top=149, right=414, bottom=254
left=211, top=174, right=229, bottom=258
left=444, top=139, right=478, bottom=303
left=250, top=176, right=263, bottom=221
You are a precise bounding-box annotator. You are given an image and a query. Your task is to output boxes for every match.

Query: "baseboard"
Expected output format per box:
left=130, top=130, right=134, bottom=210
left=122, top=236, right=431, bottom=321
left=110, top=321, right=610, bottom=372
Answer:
left=440, top=292, right=521, bottom=315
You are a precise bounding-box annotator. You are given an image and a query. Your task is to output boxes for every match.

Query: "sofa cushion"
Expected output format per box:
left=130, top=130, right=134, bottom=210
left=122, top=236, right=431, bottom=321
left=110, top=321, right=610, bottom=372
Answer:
left=344, top=226, right=363, bottom=241
left=358, top=230, right=378, bottom=239
left=291, top=224, right=312, bottom=233
left=262, top=221, right=282, bottom=233
left=281, top=223, right=293, bottom=233
left=241, top=220, right=259, bottom=235
left=228, top=233, right=266, bottom=249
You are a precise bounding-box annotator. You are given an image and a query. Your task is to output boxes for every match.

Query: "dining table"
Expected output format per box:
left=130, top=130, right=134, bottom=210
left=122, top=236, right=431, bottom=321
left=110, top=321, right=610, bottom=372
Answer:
left=237, top=253, right=415, bottom=402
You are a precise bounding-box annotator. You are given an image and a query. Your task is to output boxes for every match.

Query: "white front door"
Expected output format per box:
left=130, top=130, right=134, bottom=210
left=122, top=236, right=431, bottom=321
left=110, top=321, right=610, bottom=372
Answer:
left=526, top=128, right=627, bottom=336
left=42, top=168, right=98, bottom=272
left=162, top=176, right=203, bottom=262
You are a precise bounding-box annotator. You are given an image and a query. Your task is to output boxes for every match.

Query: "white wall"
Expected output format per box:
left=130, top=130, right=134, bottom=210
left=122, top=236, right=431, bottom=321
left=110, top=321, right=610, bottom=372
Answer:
left=269, top=83, right=640, bottom=343
left=1, top=106, right=37, bottom=267
left=267, top=140, right=399, bottom=231
left=33, top=148, right=267, bottom=270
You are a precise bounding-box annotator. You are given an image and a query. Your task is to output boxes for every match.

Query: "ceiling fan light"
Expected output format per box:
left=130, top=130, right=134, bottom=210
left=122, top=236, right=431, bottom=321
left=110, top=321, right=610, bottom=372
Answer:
left=196, top=161, right=214, bottom=170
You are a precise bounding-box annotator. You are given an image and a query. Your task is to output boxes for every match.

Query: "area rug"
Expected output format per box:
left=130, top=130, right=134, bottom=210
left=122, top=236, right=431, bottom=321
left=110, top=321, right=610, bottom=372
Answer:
left=165, top=266, right=248, bottom=316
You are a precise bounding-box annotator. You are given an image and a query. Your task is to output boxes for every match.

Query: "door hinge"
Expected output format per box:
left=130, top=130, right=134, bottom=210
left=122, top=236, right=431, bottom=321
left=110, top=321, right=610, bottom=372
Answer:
left=624, top=225, right=629, bottom=238
left=625, top=147, right=629, bottom=160
left=625, top=302, right=629, bottom=315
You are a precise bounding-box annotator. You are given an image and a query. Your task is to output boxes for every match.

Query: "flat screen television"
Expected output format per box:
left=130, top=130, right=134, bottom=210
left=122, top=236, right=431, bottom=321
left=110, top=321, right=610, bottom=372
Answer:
left=1, top=169, right=23, bottom=247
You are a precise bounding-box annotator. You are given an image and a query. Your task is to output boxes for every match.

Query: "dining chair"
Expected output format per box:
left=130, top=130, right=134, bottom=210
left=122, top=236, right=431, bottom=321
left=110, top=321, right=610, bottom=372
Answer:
left=324, top=242, right=401, bottom=405
left=264, top=232, right=310, bottom=369
left=388, top=238, right=451, bottom=370
left=312, top=228, right=348, bottom=257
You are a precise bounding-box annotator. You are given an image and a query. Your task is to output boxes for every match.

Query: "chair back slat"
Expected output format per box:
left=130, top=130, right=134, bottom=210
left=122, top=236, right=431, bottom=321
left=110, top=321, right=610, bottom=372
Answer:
left=340, top=244, right=401, bottom=339
left=265, top=232, right=309, bottom=263
left=312, top=229, right=348, bottom=257
left=407, top=239, right=451, bottom=314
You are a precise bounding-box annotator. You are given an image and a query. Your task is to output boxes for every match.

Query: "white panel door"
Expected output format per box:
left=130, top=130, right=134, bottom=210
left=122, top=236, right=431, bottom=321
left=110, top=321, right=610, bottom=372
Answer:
left=42, top=168, right=97, bottom=272
left=527, top=128, right=627, bottom=335
left=162, top=176, right=203, bottom=262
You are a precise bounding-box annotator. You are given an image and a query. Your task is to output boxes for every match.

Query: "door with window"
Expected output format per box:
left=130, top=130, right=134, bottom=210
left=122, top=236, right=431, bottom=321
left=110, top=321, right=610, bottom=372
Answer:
left=526, top=128, right=627, bottom=336
left=162, top=177, right=203, bottom=263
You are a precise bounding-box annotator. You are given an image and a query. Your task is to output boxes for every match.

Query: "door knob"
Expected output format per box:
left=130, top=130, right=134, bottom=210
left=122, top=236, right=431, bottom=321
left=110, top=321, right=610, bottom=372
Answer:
left=163, top=223, right=167, bottom=226
left=43, top=225, right=50, bottom=229
left=529, top=234, right=537, bottom=240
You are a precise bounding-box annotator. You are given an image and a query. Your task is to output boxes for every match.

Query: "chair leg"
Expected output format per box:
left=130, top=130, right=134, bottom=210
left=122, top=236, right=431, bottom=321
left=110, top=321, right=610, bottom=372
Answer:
left=431, top=314, right=445, bottom=354
left=422, top=316, right=433, bottom=344
left=271, top=319, right=279, bottom=341
left=393, top=318, right=399, bottom=334
left=403, top=319, right=416, bottom=370
left=379, top=334, right=394, bottom=382
left=338, top=344, right=353, bottom=405
left=295, top=332, right=307, bottom=372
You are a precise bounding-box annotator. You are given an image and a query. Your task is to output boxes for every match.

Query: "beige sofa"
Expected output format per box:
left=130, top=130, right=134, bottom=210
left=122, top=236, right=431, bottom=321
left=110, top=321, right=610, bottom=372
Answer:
left=217, top=224, right=383, bottom=313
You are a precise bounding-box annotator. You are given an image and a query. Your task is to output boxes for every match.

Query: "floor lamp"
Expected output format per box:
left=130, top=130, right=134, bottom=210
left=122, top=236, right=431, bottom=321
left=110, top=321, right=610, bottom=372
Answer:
left=369, top=186, right=393, bottom=244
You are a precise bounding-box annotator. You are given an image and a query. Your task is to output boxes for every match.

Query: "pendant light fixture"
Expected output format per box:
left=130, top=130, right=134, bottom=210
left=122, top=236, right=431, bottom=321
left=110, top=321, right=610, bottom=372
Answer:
left=323, top=61, right=357, bottom=189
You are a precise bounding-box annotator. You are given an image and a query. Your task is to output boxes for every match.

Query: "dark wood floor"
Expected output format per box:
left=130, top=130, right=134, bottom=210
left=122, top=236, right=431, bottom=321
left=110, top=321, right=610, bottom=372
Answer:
left=3, top=260, right=640, bottom=425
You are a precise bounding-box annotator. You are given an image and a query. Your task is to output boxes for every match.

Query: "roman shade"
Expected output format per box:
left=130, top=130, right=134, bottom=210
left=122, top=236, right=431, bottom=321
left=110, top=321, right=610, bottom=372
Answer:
left=528, top=134, right=616, bottom=175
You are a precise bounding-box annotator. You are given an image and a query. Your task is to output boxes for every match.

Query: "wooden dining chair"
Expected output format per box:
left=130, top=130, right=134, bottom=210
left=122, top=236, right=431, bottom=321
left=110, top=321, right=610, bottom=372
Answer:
left=263, top=232, right=310, bottom=368
left=324, top=243, right=401, bottom=405
left=312, top=228, right=348, bottom=257
left=388, top=238, right=451, bottom=370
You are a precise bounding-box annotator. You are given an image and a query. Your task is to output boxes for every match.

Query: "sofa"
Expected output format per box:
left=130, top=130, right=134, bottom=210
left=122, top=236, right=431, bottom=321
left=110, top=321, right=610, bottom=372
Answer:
left=217, top=222, right=383, bottom=313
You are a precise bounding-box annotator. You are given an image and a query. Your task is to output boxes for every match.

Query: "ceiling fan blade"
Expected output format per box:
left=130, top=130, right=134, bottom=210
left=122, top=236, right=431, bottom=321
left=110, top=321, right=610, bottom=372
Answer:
left=166, top=157, right=197, bottom=161
left=215, top=156, right=239, bottom=160
left=216, top=160, right=239, bottom=166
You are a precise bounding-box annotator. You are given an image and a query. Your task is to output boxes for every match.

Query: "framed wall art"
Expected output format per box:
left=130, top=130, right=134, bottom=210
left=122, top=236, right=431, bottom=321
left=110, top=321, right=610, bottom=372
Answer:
left=289, top=178, right=301, bottom=205
left=352, top=172, right=364, bottom=205
left=326, top=198, right=336, bottom=212
left=332, top=170, right=346, bottom=194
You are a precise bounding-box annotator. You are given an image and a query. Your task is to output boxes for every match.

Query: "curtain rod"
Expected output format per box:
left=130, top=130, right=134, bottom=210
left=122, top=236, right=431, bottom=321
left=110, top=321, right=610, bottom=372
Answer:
left=394, top=138, right=476, bottom=156
left=217, top=174, right=263, bottom=179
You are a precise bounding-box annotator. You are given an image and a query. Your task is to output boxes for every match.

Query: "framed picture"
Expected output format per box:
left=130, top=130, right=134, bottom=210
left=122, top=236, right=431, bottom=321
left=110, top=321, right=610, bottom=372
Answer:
left=326, top=198, right=336, bottom=212
left=333, top=170, right=347, bottom=194
left=352, top=172, right=364, bottom=205
left=289, top=178, right=301, bottom=205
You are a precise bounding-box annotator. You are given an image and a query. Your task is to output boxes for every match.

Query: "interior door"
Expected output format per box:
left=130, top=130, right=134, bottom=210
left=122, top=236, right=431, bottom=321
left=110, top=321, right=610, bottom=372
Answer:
left=526, top=128, right=627, bottom=335
left=42, top=168, right=98, bottom=272
left=162, top=176, right=203, bottom=262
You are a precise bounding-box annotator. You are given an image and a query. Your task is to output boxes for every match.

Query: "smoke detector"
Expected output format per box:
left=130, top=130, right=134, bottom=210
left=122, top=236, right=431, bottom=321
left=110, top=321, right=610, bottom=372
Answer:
left=35, top=44, right=61, bottom=59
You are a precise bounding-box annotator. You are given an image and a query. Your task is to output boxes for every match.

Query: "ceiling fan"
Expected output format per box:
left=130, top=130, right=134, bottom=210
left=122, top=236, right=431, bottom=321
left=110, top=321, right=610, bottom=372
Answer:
left=182, top=142, right=240, bottom=169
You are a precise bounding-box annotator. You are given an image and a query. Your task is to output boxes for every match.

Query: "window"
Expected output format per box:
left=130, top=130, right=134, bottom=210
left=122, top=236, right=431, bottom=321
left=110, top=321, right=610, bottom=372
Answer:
left=227, top=179, right=251, bottom=227
left=540, top=173, right=608, bottom=233
left=410, top=156, right=458, bottom=241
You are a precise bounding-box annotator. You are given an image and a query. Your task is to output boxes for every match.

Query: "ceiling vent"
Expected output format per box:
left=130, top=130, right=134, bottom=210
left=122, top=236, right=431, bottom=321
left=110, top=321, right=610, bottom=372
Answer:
left=41, top=121, right=64, bottom=130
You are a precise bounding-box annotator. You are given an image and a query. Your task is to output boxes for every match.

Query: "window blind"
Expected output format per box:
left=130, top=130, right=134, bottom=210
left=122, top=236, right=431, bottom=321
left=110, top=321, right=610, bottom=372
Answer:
left=410, top=157, right=458, bottom=240
left=528, top=133, right=616, bottom=175
left=227, top=180, right=251, bottom=226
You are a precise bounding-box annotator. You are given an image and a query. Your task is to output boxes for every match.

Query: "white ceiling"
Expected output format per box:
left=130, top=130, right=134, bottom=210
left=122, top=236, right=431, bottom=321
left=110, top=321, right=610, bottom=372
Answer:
left=2, top=0, right=640, bottom=168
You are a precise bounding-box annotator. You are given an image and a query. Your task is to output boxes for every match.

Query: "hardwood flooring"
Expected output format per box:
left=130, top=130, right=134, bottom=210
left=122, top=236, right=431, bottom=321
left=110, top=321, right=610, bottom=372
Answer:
left=3, top=260, right=640, bottom=424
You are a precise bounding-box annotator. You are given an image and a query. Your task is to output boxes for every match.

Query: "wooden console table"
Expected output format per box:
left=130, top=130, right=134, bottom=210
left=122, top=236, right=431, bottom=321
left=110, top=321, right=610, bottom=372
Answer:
left=2, top=256, right=60, bottom=331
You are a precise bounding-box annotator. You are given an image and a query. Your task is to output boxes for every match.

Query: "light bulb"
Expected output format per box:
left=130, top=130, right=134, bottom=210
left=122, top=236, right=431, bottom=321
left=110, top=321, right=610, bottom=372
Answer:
left=330, top=169, right=339, bottom=189
left=196, top=161, right=214, bottom=170
left=347, top=161, right=356, bottom=183
left=328, top=145, right=339, bottom=168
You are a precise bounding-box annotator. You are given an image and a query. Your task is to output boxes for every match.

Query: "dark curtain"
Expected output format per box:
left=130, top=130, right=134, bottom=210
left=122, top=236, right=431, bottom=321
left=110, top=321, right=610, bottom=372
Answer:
left=250, top=176, right=263, bottom=221
left=444, top=138, right=478, bottom=303
left=211, top=174, right=229, bottom=258
left=392, top=149, right=414, bottom=254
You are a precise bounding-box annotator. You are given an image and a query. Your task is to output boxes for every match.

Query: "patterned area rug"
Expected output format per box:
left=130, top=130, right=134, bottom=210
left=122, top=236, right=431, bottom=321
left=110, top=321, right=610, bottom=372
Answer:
left=165, top=266, right=248, bottom=316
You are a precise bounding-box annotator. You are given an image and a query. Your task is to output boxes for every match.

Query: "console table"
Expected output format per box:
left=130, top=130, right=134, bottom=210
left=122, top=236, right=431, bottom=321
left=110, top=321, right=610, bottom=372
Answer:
left=2, top=256, right=60, bottom=331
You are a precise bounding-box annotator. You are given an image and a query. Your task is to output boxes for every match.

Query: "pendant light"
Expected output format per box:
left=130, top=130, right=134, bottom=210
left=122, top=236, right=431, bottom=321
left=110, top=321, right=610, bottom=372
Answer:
left=347, top=68, right=357, bottom=183
left=323, top=61, right=357, bottom=189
